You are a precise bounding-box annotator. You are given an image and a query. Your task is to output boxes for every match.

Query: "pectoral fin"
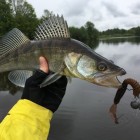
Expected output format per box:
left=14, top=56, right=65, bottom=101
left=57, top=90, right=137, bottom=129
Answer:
left=8, top=70, right=33, bottom=87
left=40, top=64, right=66, bottom=87
left=40, top=72, right=62, bottom=88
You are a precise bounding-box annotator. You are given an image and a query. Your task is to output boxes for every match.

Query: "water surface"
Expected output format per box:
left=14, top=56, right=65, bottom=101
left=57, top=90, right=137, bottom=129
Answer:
left=0, top=37, right=140, bottom=140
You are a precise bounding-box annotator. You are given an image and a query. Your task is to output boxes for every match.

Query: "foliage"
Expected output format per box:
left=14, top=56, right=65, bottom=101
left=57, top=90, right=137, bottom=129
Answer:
left=134, top=26, right=140, bottom=36
left=0, top=0, right=14, bottom=36
left=0, top=0, right=39, bottom=39
left=9, top=0, right=39, bottom=39
left=84, top=21, right=99, bottom=47
left=69, top=26, right=88, bottom=43
left=69, top=22, right=99, bottom=49
left=99, top=27, right=140, bottom=39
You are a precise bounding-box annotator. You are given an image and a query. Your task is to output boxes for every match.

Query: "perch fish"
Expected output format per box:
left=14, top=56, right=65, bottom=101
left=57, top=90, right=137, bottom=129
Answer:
left=0, top=15, right=126, bottom=88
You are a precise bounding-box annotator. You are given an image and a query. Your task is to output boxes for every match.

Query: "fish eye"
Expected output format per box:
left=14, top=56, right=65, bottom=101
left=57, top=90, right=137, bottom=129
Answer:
left=97, top=62, right=107, bottom=71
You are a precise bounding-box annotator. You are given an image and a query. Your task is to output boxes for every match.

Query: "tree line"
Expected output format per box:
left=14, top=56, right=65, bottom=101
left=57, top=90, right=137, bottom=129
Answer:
left=100, top=27, right=140, bottom=39
left=0, top=0, right=140, bottom=48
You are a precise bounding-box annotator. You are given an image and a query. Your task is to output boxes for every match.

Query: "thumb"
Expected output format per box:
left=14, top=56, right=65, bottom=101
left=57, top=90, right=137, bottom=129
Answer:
left=39, top=56, right=49, bottom=73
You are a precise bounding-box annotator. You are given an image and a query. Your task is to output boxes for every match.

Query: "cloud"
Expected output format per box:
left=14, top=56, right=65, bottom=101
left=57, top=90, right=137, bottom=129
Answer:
left=102, top=1, right=127, bottom=18
left=63, top=0, right=87, bottom=17
left=27, top=0, right=140, bottom=31
left=131, top=3, right=140, bottom=15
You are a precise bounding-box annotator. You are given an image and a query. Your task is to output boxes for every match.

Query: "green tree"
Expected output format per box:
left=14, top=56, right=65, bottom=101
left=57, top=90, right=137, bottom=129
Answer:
left=0, top=0, right=14, bottom=36
left=84, top=21, right=99, bottom=47
left=8, top=0, right=39, bottom=39
left=69, top=26, right=88, bottom=43
left=69, top=22, right=99, bottom=49
left=134, top=26, right=140, bottom=36
left=99, top=27, right=137, bottom=38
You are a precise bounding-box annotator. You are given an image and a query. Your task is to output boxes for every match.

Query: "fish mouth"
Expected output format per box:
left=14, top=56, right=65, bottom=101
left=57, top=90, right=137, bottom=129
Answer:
left=93, top=68, right=126, bottom=88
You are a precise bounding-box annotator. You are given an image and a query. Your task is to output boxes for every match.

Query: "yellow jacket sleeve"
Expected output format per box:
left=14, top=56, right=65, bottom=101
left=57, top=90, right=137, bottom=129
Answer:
left=0, top=99, right=53, bottom=140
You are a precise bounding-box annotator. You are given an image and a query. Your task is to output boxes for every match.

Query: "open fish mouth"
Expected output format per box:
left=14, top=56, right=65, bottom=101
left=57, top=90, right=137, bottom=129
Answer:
left=94, top=69, right=126, bottom=88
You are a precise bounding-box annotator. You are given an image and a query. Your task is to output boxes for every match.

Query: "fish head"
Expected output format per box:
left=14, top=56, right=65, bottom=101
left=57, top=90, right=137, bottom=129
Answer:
left=64, top=41, right=126, bottom=88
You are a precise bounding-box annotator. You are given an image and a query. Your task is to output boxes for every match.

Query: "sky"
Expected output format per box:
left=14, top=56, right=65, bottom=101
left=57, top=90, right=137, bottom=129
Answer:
left=27, top=0, right=140, bottom=31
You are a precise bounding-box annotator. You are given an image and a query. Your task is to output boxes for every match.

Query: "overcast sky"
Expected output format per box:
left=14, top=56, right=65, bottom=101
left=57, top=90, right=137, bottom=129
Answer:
left=27, top=0, right=140, bottom=31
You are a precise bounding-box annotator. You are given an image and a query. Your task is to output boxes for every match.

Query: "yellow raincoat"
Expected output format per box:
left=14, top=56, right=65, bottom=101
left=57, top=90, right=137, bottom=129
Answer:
left=0, top=99, right=53, bottom=140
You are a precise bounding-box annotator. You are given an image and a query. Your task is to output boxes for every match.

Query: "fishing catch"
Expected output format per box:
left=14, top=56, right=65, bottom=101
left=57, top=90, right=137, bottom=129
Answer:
left=0, top=15, right=126, bottom=88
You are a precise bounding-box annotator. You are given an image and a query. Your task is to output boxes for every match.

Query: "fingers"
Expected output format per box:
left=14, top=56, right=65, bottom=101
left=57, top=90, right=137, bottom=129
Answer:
left=39, top=56, right=49, bottom=73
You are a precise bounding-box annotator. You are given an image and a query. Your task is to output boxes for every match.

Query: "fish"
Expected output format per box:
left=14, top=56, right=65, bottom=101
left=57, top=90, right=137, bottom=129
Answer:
left=0, top=15, right=126, bottom=88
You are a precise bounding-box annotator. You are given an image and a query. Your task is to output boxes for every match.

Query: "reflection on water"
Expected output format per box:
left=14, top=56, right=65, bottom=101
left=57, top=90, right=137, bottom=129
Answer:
left=100, top=36, right=140, bottom=45
left=0, top=72, right=21, bottom=95
left=0, top=37, right=140, bottom=140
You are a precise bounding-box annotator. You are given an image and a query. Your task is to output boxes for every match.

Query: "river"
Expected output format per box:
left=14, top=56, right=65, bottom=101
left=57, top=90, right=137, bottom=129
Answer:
left=0, top=37, right=140, bottom=140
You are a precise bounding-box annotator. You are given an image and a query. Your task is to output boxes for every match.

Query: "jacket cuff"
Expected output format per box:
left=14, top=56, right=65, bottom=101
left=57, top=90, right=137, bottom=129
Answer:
left=9, top=99, right=53, bottom=127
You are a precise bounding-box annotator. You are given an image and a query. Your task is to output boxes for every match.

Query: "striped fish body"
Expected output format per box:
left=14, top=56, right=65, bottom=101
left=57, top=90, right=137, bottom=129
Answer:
left=0, top=15, right=126, bottom=88
left=0, top=39, right=68, bottom=73
left=0, top=38, right=83, bottom=73
left=0, top=38, right=96, bottom=73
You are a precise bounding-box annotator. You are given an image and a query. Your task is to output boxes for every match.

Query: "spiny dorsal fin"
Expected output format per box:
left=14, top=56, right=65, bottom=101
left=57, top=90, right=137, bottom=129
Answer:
left=34, top=15, right=70, bottom=40
left=0, top=28, right=30, bottom=56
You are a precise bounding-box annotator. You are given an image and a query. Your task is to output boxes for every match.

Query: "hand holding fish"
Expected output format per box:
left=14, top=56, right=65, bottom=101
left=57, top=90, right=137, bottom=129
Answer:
left=0, top=56, right=67, bottom=139
left=21, top=56, right=68, bottom=112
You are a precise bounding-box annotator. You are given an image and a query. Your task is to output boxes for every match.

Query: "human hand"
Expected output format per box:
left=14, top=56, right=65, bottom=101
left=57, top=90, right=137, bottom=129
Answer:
left=21, top=56, right=68, bottom=112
